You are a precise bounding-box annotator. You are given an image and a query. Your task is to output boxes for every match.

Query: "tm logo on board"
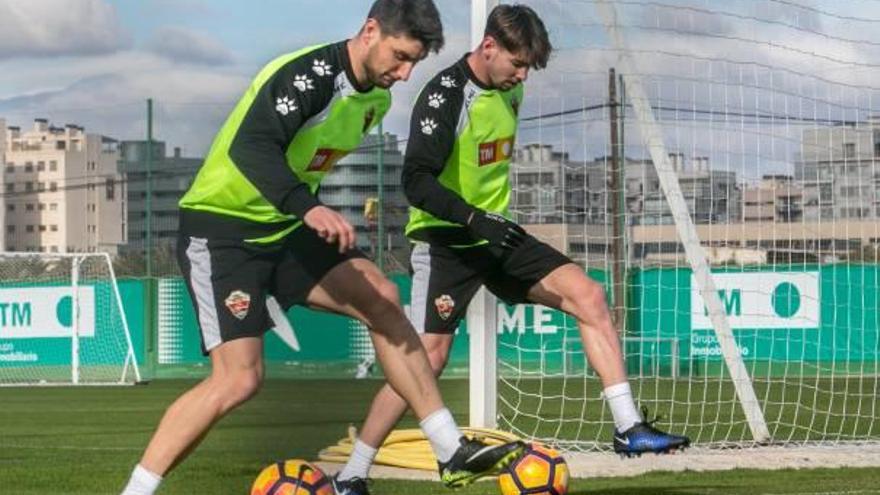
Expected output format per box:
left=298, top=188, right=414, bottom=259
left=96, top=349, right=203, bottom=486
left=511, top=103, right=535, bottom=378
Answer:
left=691, top=272, right=819, bottom=330
left=0, top=287, right=96, bottom=338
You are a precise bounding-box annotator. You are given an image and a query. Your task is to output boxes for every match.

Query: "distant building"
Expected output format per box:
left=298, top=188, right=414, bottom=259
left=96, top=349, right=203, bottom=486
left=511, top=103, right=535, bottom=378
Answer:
left=2, top=118, right=124, bottom=254
left=509, top=144, right=876, bottom=266
left=118, top=140, right=201, bottom=252
left=511, top=144, right=741, bottom=227
left=796, top=120, right=880, bottom=221
left=510, top=144, right=570, bottom=224
left=0, top=120, right=5, bottom=251
left=626, top=153, right=741, bottom=226
left=742, top=175, right=803, bottom=223
left=320, top=133, right=408, bottom=264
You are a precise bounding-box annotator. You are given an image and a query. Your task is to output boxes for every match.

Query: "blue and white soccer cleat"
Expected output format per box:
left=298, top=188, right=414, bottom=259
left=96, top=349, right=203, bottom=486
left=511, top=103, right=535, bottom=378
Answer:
left=613, top=408, right=690, bottom=458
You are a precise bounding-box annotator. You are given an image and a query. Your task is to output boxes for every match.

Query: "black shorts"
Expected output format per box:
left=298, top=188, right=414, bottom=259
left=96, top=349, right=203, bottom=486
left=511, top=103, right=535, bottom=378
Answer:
left=177, top=226, right=366, bottom=354
left=409, top=234, right=572, bottom=334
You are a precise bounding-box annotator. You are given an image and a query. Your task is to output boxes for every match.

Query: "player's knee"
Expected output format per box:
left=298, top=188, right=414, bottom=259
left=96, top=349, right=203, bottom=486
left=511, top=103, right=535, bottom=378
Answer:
left=362, top=278, right=402, bottom=321
left=426, top=345, right=450, bottom=375
left=224, top=369, right=263, bottom=408
left=571, top=279, right=609, bottom=320
left=585, top=279, right=609, bottom=306
left=374, top=278, right=401, bottom=307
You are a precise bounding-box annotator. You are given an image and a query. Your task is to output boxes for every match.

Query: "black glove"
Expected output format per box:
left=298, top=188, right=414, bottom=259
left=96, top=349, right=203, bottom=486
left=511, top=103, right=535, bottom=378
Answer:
left=466, top=210, right=527, bottom=250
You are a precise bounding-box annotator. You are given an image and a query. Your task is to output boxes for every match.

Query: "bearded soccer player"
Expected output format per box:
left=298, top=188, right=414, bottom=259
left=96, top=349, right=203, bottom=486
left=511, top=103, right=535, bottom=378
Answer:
left=333, top=5, right=690, bottom=493
left=120, top=2, right=527, bottom=494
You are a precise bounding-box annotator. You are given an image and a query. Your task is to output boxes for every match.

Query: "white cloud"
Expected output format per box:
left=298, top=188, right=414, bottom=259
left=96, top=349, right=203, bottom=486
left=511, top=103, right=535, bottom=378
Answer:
left=5, top=0, right=878, bottom=177
left=147, top=27, right=234, bottom=65
left=0, top=53, right=248, bottom=154
left=146, top=0, right=216, bottom=17
left=418, top=0, right=880, bottom=183
left=0, top=0, right=129, bottom=59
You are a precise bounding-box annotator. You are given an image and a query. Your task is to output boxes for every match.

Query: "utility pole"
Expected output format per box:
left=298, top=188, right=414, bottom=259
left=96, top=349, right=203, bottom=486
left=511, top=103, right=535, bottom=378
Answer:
left=145, top=98, right=153, bottom=278
left=376, top=122, right=385, bottom=273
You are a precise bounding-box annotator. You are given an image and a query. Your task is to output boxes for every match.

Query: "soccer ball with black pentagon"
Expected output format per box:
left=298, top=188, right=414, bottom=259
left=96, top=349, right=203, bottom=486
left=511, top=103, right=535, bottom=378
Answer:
left=497, top=443, right=569, bottom=495
left=251, top=459, right=332, bottom=495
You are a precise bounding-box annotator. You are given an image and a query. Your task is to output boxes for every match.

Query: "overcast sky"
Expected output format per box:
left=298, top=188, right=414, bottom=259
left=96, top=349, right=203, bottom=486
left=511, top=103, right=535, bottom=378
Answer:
left=2, top=0, right=880, bottom=179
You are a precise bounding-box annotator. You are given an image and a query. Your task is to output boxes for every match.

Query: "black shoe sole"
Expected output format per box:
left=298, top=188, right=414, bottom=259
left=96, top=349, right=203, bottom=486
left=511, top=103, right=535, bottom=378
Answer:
left=617, top=443, right=690, bottom=459
left=442, top=443, right=526, bottom=488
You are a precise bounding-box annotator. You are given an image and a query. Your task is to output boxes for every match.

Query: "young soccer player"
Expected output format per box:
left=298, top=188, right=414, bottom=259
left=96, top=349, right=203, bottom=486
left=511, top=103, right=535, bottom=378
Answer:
left=334, top=5, right=690, bottom=494
left=120, top=2, right=526, bottom=494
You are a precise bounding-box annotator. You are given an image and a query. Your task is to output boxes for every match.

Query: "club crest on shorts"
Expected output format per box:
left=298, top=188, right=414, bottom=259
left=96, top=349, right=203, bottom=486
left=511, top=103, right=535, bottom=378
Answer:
left=225, top=290, right=251, bottom=320
left=434, top=294, right=455, bottom=320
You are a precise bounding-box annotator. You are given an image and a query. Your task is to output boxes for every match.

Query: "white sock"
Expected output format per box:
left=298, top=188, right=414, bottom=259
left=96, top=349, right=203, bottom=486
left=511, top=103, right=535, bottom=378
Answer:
left=604, top=382, right=642, bottom=432
left=121, top=464, right=162, bottom=495
left=337, top=439, right=378, bottom=481
left=419, top=408, right=462, bottom=463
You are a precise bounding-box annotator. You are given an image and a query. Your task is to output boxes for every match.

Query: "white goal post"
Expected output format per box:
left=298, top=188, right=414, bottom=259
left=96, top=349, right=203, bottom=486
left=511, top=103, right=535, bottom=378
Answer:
left=0, top=252, right=141, bottom=386
left=468, top=0, right=501, bottom=430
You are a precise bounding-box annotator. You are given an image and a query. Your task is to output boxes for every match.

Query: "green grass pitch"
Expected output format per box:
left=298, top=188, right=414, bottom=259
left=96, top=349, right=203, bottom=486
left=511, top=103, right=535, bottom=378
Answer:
left=0, top=379, right=878, bottom=494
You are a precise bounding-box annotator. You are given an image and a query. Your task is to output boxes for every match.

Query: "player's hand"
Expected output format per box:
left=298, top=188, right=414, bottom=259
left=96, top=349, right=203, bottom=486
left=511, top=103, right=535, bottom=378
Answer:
left=303, top=206, right=356, bottom=253
left=466, top=210, right=527, bottom=250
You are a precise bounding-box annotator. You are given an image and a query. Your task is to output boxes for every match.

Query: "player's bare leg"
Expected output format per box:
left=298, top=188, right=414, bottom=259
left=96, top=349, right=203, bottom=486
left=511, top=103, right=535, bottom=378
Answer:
left=526, top=263, right=627, bottom=388
left=306, top=258, right=445, bottom=419
left=122, top=338, right=264, bottom=494
left=308, top=258, right=524, bottom=488
left=527, top=263, right=689, bottom=456
left=334, top=333, right=453, bottom=485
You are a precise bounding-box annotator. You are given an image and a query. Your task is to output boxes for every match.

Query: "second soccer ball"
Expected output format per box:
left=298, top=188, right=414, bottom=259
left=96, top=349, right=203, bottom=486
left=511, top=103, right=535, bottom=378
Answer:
left=497, top=443, right=569, bottom=495
left=251, top=459, right=332, bottom=495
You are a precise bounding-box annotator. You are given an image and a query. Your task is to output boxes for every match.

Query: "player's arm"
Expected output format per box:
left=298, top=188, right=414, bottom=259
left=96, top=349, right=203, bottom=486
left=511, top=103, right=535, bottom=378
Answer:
left=401, top=84, right=525, bottom=250
left=229, top=58, right=354, bottom=251
left=401, top=84, right=473, bottom=225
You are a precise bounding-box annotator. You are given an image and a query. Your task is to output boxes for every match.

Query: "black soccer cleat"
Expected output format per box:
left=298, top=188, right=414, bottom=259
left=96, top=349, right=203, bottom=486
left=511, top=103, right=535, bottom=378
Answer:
left=438, top=436, right=526, bottom=488
left=331, top=475, right=370, bottom=495
left=613, top=408, right=690, bottom=458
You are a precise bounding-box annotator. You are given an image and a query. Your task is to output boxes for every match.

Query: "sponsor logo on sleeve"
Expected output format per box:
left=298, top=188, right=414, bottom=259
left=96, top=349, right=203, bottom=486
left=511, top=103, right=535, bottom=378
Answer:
left=306, top=149, right=348, bottom=172
left=478, top=136, right=515, bottom=166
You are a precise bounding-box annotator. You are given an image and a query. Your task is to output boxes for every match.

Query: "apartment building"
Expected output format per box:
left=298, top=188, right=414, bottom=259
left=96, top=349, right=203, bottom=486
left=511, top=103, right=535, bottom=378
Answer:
left=2, top=119, right=125, bottom=254
left=742, top=175, right=804, bottom=223
left=320, top=132, right=408, bottom=258
left=796, top=120, right=880, bottom=221
left=511, top=144, right=741, bottom=227
left=118, top=140, right=201, bottom=252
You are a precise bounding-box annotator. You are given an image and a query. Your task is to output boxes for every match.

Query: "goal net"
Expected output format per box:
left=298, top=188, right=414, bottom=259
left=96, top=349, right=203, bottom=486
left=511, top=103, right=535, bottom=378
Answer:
left=0, top=253, right=140, bottom=385
left=482, top=0, right=880, bottom=450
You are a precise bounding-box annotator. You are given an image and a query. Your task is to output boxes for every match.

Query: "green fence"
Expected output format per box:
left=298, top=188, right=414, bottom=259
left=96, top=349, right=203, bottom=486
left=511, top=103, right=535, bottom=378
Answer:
left=1, top=265, right=877, bottom=380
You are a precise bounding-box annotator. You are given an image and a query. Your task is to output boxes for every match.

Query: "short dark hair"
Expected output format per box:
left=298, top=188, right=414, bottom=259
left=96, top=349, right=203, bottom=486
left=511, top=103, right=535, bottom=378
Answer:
left=485, top=4, right=552, bottom=70
left=368, top=0, right=445, bottom=54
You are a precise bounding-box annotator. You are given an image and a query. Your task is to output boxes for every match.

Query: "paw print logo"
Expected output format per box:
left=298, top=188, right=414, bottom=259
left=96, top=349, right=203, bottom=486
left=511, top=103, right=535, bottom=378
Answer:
left=440, top=75, right=457, bottom=88
left=420, top=118, right=439, bottom=135
left=427, top=93, right=446, bottom=109
left=312, top=59, right=332, bottom=77
left=275, top=96, right=298, bottom=116
left=293, top=74, right=315, bottom=92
